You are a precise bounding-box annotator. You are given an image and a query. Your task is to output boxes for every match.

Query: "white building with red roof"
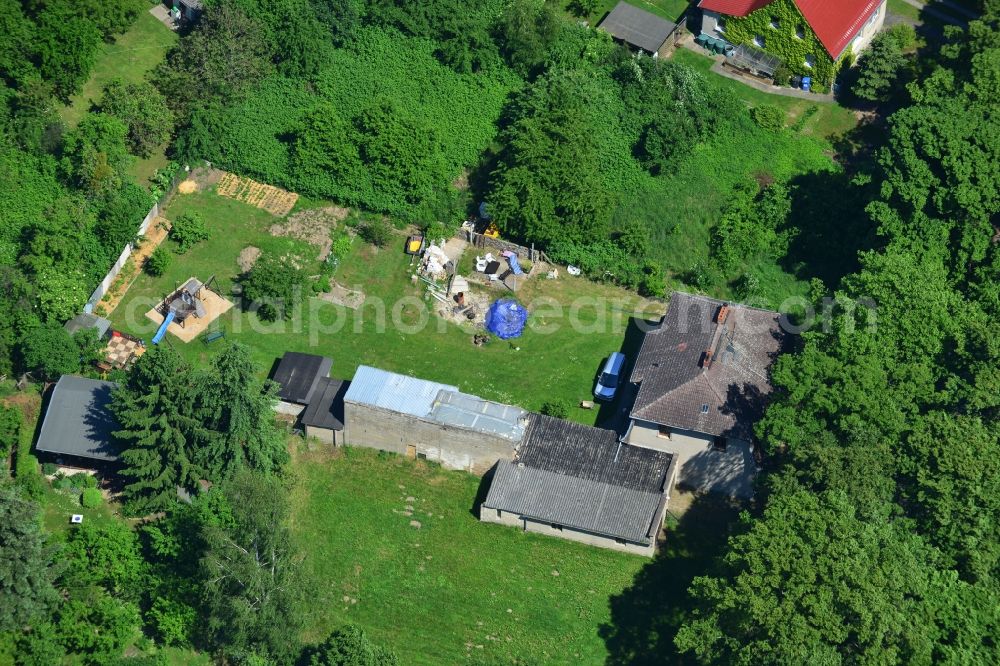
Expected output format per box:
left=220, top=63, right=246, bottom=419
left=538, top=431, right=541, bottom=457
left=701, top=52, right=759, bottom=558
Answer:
left=698, top=0, right=886, bottom=85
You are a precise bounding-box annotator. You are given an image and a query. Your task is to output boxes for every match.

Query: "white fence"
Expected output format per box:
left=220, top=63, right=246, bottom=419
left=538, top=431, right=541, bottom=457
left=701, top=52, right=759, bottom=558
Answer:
left=84, top=176, right=181, bottom=313
left=84, top=202, right=161, bottom=313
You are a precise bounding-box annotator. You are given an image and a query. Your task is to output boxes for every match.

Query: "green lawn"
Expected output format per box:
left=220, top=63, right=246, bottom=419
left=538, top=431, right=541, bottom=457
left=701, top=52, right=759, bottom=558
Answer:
left=290, top=446, right=650, bottom=665
left=109, top=190, right=658, bottom=423
left=60, top=11, right=177, bottom=128
left=671, top=48, right=858, bottom=139
left=59, top=9, right=178, bottom=185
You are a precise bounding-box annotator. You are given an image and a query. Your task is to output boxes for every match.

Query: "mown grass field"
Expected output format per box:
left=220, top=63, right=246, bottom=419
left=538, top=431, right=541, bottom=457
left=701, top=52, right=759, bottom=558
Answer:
left=576, top=0, right=691, bottom=23
left=59, top=9, right=178, bottom=184
left=109, top=189, right=660, bottom=424
left=289, top=445, right=650, bottom=665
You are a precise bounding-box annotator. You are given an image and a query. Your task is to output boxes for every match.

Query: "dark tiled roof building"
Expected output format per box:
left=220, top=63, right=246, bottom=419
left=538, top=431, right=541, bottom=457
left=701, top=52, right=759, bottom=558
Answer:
left=625, top=292, right=786, bottom=498
left=482, top=415, right=678, bottom=556
left=35, top=375, right=120, bottom=463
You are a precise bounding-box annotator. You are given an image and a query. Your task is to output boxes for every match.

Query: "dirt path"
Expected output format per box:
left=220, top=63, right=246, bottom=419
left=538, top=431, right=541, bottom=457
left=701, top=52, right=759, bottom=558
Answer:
left=97, top=217, right=171, bottom=316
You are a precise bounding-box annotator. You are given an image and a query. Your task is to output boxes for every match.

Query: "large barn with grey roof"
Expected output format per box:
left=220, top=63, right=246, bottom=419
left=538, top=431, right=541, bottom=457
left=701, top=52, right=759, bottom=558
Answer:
left=35, top=375, right=121, bottom=467
left=481, top=415, right=678, bottom=556
left=624, top=291, right=786, bottom=498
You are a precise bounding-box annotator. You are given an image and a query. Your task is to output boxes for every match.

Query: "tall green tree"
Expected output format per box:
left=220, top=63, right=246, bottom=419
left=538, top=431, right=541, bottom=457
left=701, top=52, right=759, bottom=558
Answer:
left=201, top=471, right=303, bottom=664
left=99, top=79, right=174, bottom=158
left=489, top=69, right=614, bottom=247
left=676, top=485, right=993, bottom=664
left=198, top=343, right=288, bottom=479
left=0, top=484, right=60, bottom=632
left=17, top=323, right=82, bottom=380
left=112, top=346, right=208, bottom=513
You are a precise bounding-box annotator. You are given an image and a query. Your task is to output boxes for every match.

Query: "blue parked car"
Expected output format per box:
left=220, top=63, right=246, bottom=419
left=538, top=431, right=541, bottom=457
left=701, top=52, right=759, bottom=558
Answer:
left=594, top=352, right=626, bottom=401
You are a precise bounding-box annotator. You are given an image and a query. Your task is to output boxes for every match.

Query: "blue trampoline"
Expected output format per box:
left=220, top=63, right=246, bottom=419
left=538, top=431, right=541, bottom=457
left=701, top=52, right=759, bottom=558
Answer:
left=485, top=299, right=527, bottom=339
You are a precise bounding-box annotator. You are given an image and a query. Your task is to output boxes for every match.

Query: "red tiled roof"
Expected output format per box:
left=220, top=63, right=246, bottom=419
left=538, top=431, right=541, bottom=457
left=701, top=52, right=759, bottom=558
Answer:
left=698, top=0, right=884, bottom=57
left=697, top=0, right=772, bottom=17
left=795, top=0, right=883, bottom=57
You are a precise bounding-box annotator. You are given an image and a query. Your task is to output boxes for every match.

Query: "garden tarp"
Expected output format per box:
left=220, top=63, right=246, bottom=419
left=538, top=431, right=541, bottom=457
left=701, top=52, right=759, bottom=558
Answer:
left=485, top=298, right=528, bottom=339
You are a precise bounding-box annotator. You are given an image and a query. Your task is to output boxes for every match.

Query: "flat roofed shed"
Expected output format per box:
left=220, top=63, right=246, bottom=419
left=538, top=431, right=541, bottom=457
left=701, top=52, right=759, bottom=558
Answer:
left=598, top=1, right=677, bottom=54
left=299, top=377, right=348, bottom=431
left=64, top=313, right=112, bottom=339
left=35, top=375, right=120, bottom=462
left=271, top=352, right=333, bottom=405
left=428, top=390, right=529, bottom=441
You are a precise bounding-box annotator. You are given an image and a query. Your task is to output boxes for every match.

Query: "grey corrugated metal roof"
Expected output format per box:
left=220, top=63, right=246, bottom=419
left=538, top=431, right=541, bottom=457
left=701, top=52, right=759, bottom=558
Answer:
left=598, top=1, right=677, bottom=53
left=36, top=375, right=120, bottom=461
left=344, top=366, right=458, bottom=418
left=300, top=377, right=347, bottom=430
left=428, top=390, right=528, bottom=441
left=484, top=460, right=665, bottom=544
left=518, top=415, right=671, bottom=492
left=64, top=313, right=111, bottom=338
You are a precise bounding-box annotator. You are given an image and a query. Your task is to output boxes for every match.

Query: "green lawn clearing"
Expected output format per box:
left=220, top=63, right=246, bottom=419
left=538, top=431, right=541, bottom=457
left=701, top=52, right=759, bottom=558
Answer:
left=290, top=445, right=650, bottom=665
left=61, top=11, right=177, bottom=128
left=671, top=48, right=858, bottom=140
left=108, top=189, right=659, bottom=423
left=60, top=9, right=178, bottom=185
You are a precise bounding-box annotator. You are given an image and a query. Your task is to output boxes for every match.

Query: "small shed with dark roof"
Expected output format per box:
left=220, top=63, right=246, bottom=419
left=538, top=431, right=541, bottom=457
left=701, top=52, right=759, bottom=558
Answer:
left=481, top=415, right=678, bottom=556
left=271, top=352, right=333, bottom=411
left=300, top=377, right=348, bottom=445
left=35, top=375, right=121, bottom=465
left=598, top=2, right=678, bottom=56
left=64, top=313, right=112, bottom=340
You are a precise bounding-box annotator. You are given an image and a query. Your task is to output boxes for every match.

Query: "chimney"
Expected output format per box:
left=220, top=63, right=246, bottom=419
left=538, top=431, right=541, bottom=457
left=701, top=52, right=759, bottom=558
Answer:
left=701, top=350, right=713, bottom=369
left=716, top=305, right=729, bottom=324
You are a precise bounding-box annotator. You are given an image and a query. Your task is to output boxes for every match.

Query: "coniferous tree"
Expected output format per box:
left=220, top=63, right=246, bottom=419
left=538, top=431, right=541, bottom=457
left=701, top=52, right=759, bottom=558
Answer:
left=198, top=343, right=288, bottom=479
left=201, top=471, right=303, bottom=664
left=0, top=484, right=60, bottom=632
left=112, top=345, right=208, bottom=513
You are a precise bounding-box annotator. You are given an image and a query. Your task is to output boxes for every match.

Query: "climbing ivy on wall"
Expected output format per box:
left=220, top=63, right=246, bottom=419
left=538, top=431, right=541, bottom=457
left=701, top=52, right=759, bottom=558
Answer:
left=720, top=0, right=846, bottom=89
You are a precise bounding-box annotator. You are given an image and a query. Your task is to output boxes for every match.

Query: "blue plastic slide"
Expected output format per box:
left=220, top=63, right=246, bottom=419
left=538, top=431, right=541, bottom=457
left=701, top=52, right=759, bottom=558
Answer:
left=152, top=310, right=175, bottom=345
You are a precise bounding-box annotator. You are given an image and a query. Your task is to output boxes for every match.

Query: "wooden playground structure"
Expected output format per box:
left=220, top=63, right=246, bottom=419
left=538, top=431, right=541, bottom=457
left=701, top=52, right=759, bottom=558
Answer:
left=144, top=276, right=234, bottom=343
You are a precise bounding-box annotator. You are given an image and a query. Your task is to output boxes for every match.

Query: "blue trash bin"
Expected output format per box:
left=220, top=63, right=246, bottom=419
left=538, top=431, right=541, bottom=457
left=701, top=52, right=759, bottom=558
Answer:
left=801, top=76, right=812, bottom=92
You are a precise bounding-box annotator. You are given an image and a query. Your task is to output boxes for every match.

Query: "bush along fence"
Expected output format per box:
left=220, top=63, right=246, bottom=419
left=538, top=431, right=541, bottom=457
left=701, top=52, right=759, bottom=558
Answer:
left=84, top=169, right=183, bottom=313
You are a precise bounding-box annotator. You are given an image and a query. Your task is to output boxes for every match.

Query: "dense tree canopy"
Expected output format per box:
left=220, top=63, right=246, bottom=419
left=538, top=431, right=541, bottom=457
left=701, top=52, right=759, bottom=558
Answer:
left=674, top=8, right=1000, bottom=662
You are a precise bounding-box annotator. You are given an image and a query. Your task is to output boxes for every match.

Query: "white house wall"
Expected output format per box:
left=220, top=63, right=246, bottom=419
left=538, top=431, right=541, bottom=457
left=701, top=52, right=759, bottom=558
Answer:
left=849, top=0, right=887, bottom=56
left=626, top=420, right=755, bottom=499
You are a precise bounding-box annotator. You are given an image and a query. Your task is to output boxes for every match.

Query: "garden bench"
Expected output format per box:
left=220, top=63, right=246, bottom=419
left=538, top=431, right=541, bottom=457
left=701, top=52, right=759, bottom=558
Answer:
left=203, top=330, right=225, bottom=344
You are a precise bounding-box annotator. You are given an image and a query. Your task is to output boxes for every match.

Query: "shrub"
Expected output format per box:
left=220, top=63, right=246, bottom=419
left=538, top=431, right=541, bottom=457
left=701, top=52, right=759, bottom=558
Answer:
left=750, top=105, right=785, bottom=132
left=81, top=488, right=103, bottom=508
left=773, top=64, right=792, bottom=87
left=885, top=23, right=916, bottom=51
left=145, top=247, right=171, bottom=276
left=41, top=462, right=58, bottom=475
left=169, top=212, right=209, bottom=253
left=330, top=232, right=353, bottom=262
left=69, top=473, right=99, bottom=489
left=358, top=218, right=393, bottom=247
left=540, top=400, right=569, bottom=419
left=241, top=253, right=308, bottom=321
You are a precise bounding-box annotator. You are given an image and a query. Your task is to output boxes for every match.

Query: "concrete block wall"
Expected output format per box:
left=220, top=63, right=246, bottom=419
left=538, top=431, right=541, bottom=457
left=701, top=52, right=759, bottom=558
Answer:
left=480, top=507, right=656, bottom=557
left=627, top=420, right=756, bottom=499
left=342, top=403, right=516, bottom=474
